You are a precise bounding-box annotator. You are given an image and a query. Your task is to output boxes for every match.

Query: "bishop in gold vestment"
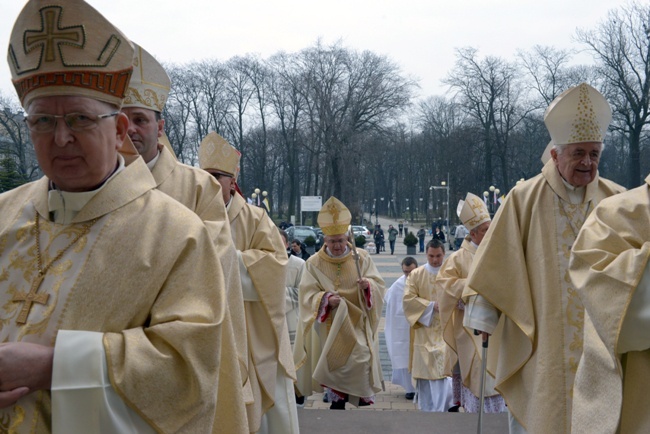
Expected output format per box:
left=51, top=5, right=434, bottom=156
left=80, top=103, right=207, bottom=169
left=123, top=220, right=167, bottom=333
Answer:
left=0, top=157, right=227, bottom=433
left=2, top=2, right=230, bottom=431
left=569, top=175, right=650, bottom=434
left=199, top=133, right=297, bottom=433
left=294, top=197, right=385, bottom=409
left=464, top=83, right=625, bottom=433
left=464, top=160, right=623, bottom=432
left=122, top=45, right=248, bottom=433
left=437, top=193, right=504, bottom=413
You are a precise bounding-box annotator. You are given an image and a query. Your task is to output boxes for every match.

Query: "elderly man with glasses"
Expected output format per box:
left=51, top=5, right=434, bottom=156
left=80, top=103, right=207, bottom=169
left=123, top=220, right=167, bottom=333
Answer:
left=0, top=1, right=228, bottom=432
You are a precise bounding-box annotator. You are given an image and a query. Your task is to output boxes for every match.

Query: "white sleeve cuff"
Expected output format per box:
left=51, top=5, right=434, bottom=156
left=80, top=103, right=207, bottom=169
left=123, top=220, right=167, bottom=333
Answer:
left=417, top=302, right=435, bottom=327
left=619, top=262, right=650, bottom=353
left=463, top=295, right=499, bottom=334
left=52, top=330, right=155, bottom=434
left=238, top=250, right=260, bottom=301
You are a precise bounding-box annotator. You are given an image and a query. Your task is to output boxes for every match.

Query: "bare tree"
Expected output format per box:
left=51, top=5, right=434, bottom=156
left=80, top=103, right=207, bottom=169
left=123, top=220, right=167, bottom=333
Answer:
left=237, top=55, right=272, bottom=191
left=267, top=52, right=307, bottom=219
left=223, top=57, right=256, bottom=193
left=297, top=41, right=415, bottom=202
left=517, top=45, right=593, bottom=108
left=444, top=47, right=529, bottom=189
left=164, top=63, right=195, bottom=163
left=577, top=1, right=650, bottom=187
left=0, top=94, right=39, bottom=184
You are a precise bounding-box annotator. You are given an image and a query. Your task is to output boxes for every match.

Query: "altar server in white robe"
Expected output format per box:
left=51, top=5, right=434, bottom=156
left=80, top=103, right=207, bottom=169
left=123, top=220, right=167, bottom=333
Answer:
left=384, top=257, right=418, bottom=398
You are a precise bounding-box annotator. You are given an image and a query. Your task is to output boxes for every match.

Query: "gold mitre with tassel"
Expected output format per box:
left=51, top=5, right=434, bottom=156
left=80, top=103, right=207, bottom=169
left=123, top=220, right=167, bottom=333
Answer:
left=8, top=0, right=134, bottom=109
left=123, top=42, right=170, bottom=112
left=457, top=192, right=490, bottom=231
left=318, top=197, right=351, bottom=236
left=544, top=83, right=611, bottom=147
left=199, top=132, right=241, bottom=179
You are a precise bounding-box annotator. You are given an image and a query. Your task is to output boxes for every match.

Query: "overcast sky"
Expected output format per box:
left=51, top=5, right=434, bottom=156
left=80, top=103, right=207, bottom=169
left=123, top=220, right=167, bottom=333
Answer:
left=0, top=0, right=623, bottom=103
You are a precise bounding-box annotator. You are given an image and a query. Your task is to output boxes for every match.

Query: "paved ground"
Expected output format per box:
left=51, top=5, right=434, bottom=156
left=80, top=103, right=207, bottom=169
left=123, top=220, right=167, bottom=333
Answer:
left=298, top=216, right=509, bottom=432
left=298, top=411, right=508, bottom=434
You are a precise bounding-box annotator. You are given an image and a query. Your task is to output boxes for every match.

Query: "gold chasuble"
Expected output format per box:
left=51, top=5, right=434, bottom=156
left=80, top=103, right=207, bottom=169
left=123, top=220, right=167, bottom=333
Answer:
left=227, top=192, right=294, bottom=433
left=150, top=144, right=248, bottom=433
left=463, top=159, right=624, bottom=433
left=438, top=239, right=498, bottom=398
left=293, top=245, right=385, bottom=401
left=403, top=265, right=447, bottom=381
left=570, top=176, right=650, bottom=434
left=0, top=158, right=226, bottom=433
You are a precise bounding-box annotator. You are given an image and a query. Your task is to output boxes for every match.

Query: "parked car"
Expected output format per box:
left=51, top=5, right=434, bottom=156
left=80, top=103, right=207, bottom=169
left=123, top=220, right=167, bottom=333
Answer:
left=312, top=227, right=324, bottom=251
left=351, top=225, right=372, bottom=239
left=286, top=226, right=322, bottom=251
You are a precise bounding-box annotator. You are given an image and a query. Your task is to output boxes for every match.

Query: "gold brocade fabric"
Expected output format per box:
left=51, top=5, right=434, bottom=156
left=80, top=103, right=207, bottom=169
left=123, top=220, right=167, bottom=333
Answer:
left=150, top=145, right=248, bottom=434
left=403, top=265, right=447, bottom=381
left=293, top=246, right=385, bottom=401
left=555, top=195, right=589, bottom=410
left=0, top=158, right=227, bottom=433
left=0, top=207, right=102, bottom=433
left=437, top=240, right=498, bottom=397
left=227, top=192, right=293, bottom=433
left=570, top=177, right=650, bottom=433
left=463, top=159, right=624, bottom=433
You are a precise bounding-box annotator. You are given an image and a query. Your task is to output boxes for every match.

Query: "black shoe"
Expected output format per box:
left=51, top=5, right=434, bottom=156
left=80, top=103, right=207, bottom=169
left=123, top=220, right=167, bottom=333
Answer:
left=358, top=399, right=371, bottom=407
left=295, top=396, right=305, bottom=405
left=448, top=404, right=460, bottom=412
left=322, top=394, right=329, bottom=403
left=330, top=400, right=346, bottom=410
left=405, top=392, right=415, bottom=400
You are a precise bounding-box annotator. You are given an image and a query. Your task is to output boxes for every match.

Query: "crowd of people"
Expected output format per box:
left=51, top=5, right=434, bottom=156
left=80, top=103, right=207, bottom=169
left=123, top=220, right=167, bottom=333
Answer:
left=0, top=2, right=647, bottom=433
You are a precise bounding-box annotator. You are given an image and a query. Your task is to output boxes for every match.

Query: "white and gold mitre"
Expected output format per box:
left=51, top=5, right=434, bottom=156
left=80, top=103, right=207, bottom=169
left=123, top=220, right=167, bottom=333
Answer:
left=158, top=132, right=177, bottom=159
left=540, top=141, right=553, bottom=164
left=318, top=197, right=351, bottom=236
left=123, top=43, right=170, bottom=112
left=199, top=132, right=241, bottom=178
left=457, top=192, right=490, bottom=231
left=544, top=83, right=611, bottom=146
left=7, top=0, right=134, bottom=109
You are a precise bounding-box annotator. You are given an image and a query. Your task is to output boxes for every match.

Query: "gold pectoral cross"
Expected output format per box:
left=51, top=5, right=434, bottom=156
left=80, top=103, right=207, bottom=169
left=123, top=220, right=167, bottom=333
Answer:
left=13, top=272, right=50, bottom=325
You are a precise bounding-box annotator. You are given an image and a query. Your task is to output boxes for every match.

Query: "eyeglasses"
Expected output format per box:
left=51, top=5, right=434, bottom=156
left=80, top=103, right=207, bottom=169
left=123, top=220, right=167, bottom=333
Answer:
left=23, top=112, right=119, bottom=133
left=209, top=171, right=233, bottom=180
left=326, top=238, right=348, bottom=245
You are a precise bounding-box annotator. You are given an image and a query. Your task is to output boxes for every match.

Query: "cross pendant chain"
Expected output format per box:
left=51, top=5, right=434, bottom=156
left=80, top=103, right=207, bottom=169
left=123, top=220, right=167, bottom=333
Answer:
left=12, top=212, right=97, bottom=325
left=13, top=272, right=50, bottom=325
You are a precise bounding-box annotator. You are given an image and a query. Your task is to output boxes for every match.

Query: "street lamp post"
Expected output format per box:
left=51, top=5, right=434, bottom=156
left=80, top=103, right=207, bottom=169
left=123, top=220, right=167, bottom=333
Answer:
left=482, top=185, right=500, bottom=217
left=432, top=178, right=450, bottom=248
left=252, top=187, right=268, bottom=212
left=373, top=199, right=378, bottom=226
left=428, top=186, right=434, bottom=226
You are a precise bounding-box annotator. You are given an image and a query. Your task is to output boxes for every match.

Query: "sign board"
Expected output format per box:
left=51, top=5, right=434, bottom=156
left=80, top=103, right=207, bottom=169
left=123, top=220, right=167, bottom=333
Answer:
left=301, top=196, right=322, bottom=212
